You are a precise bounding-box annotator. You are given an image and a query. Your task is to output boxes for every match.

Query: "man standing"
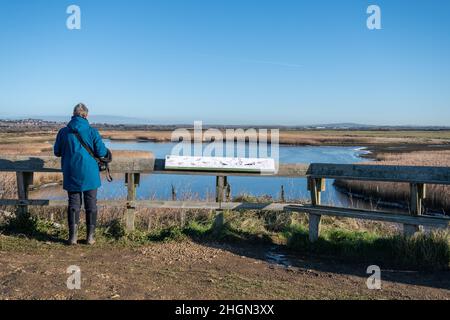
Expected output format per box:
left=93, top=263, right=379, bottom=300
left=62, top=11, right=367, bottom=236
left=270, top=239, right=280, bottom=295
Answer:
left=54, top=103, right=108, bottom=245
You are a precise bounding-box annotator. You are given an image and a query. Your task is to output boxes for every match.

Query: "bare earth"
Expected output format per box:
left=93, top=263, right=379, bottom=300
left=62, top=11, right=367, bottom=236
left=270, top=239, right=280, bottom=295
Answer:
left=0, top=239, right=448, bottom=300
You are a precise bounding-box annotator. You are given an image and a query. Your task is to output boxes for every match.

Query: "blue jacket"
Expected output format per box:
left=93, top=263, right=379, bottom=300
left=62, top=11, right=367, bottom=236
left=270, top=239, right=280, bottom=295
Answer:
left=54, top=116, right=108, bottom=192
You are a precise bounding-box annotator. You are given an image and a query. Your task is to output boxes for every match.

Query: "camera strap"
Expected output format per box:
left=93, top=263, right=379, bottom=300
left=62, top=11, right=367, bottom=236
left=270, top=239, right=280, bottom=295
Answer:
left=72, top=130, right=113, bottom=182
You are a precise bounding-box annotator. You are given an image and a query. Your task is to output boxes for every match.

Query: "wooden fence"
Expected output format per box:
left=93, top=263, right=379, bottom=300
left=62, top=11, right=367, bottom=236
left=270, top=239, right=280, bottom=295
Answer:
left=0, top=154, right=449, bottom=241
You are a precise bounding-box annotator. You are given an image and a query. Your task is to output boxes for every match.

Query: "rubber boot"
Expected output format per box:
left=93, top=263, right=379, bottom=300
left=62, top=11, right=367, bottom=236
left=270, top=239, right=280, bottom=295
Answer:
left=68, top=224, right=78, bottom=245
left=86, top=225, right=96, bottom=245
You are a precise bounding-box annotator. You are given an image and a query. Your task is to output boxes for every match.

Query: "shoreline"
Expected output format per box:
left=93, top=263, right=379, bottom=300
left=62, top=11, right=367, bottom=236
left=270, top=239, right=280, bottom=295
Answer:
left=2, top=127, right=450, bottom=152
left=101, top=136, right=450, bottom=156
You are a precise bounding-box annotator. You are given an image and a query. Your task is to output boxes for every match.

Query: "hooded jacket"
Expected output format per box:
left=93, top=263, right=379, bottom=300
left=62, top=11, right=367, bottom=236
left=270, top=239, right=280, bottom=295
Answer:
left=54, top=116, right=108, bottom=192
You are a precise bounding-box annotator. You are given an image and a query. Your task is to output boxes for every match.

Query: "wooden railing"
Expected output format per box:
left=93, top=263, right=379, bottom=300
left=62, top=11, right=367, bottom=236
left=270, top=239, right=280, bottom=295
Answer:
left=0, top=154, right=449, bottom=241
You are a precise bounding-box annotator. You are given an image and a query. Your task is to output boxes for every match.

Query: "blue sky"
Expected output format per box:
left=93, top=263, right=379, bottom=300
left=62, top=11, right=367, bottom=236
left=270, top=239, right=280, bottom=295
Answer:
left=0, top=0, right=449, bottom=125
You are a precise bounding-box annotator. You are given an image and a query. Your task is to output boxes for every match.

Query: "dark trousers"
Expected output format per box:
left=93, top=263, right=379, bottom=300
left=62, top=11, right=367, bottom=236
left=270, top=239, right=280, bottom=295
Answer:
left=67, top=189, right=98, bottom=226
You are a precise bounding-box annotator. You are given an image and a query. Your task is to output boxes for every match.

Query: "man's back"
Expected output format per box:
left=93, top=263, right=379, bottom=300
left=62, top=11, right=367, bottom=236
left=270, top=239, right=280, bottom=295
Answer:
left=54, top=115, right=107, bottom=192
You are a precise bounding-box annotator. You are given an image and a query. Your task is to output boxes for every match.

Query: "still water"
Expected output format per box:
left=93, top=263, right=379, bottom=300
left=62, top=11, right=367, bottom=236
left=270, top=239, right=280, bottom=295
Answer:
left=32, top=141, right=371, bottom=208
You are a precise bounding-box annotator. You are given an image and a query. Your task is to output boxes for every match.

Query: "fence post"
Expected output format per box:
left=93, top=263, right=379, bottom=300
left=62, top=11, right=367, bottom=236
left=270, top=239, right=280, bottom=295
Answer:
left=225, top=177, right=232, bottom=201
left=308, top=177, right=325, bottom=242
left=125, top=173, right=139, bottom=232
left=404, top=183, right=425, bottom=237
left=213, top=176, right=226, bottom=230
left=171, top=184, right=177, bottom=201
left=16, top=172, right=33, bottom=217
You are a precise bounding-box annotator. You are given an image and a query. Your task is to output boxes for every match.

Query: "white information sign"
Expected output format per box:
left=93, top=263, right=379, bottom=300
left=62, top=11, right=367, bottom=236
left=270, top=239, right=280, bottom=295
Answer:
left=165, top=155, right=276, bottom=174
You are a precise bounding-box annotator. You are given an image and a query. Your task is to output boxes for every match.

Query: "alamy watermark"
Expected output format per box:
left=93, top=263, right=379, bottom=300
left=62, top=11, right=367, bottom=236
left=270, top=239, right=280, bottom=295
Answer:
left=65, top=5, right=380, bottom=31
left=66, top=5, right=81, bottom=30
left=366, top=265, right=381, bottom=290
left=170, top=121, right=280, bottom=174
left=367, top=5, right=381, bottom=30
left=66, top=265, right=81, bottom=290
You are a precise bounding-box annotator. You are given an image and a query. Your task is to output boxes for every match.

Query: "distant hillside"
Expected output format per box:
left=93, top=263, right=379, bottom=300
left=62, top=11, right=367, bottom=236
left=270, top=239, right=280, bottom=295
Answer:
left=1, top=116, right=449, bottom=131
left=25, top=115, right=156, bottom=125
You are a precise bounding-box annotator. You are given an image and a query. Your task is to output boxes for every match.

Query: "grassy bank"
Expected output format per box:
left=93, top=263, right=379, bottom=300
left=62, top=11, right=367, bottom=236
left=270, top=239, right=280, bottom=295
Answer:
left=1, top=207, right=448, bottom=271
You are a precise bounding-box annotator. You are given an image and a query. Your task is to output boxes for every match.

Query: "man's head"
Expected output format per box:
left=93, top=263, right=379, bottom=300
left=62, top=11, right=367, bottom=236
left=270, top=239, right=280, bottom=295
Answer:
left=73, top=103, right=89, bottom=118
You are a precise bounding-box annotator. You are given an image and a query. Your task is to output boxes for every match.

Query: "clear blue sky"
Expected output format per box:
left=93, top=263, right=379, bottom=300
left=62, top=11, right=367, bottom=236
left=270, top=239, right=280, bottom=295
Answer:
left=0, top=0, right=449, bottom=125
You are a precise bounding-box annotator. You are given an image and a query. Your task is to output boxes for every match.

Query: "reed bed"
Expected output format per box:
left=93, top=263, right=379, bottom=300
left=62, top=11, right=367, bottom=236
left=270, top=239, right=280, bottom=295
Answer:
left=101, top=129, right=450, bottom=146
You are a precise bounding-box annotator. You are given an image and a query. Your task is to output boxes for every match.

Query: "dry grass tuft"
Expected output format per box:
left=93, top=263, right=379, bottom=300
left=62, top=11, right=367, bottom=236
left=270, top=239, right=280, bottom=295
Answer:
left=0, top=173, right=17, bottom=199
left=111, top=150, right=153, bottom=158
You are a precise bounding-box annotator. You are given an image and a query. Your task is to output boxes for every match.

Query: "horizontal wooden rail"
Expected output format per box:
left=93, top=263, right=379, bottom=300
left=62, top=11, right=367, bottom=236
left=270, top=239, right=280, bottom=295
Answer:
left=2, top=155, right=450, bottom=183
left=309, top=163, right=450, bottom=185
left=0, top=155, right=309, bottom=177
left=153, top=158, right=310, bottom=177
left=295, top=205, right=449, bottom=228
left=1, top=199, right=448, bottom=228
left=0, top=199, right=296, bottom=211
left=0, top=155, right=156, bottom=173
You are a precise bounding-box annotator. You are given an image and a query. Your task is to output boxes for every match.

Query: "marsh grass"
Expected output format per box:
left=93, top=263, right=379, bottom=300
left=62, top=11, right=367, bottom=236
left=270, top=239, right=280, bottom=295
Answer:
left=99, top=129, right=450, bottom=146
left=0, top=173, right=16, bottom=200
left=0, top=207, right=448, bottom=270
left=285, top=223, right=449, bottom=270
left=4, top=129, right=450, bottom=148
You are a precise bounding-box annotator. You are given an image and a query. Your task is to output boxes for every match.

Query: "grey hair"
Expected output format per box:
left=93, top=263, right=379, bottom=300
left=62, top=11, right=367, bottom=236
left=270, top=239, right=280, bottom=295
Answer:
left=73, top=103, right=89, bottom=118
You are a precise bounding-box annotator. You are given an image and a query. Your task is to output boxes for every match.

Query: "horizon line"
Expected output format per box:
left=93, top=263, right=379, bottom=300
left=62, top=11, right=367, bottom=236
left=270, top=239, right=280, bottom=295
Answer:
left=1, top=115, right=450, bottom=129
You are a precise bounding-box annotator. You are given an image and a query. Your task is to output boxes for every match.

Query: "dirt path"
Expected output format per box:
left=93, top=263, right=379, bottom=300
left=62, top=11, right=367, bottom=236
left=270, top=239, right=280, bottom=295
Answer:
left=0, top=238, right=448, bottom=300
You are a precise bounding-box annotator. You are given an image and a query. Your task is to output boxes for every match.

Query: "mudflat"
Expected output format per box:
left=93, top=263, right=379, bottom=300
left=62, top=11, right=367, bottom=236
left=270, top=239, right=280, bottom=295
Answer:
left=0, top=238, right=448, bottom=300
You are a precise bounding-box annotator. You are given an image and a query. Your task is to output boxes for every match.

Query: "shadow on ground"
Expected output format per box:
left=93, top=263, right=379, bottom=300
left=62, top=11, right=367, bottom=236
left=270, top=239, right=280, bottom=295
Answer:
left=186, top=223, right=450, bottom=291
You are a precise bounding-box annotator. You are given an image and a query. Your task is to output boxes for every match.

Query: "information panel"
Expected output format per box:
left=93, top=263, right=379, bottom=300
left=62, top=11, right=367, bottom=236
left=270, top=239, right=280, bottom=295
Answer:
left=165, top=155, right=276, bottom=173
